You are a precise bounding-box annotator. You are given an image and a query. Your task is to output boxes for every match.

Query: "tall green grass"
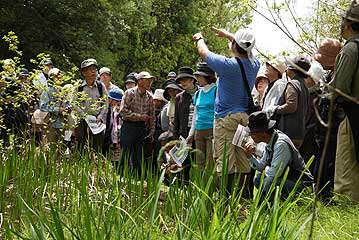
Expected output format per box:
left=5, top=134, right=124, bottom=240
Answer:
left=0, top=139, right=358, bottom=239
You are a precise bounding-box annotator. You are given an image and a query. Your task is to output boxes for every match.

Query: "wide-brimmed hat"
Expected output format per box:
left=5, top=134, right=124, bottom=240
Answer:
left=48, top=68, right=61, bottom=78
left=163, top=82, right=183, bottom=101
left=266, top=58, right=287, bottom=75
left=343, top=0, right=359, bottom=22
left=248, top=111, right=276, bottom=133
left=153, top=89, right=168, bottom=102
left=41, top=59, right=53, bottom=66
left=255, top=72, right=269, bottom=89
left=20, top=68, right=30, bottom=77
left=313, top=38, right=342, bottom=69
left=137, top=71, right=155, bottom=80
left=162, top=79, right=176, bottom=89
left=194, top=62, right=215, bottom=77
left=286, top=56, right=311, bottom=73
left=175, top=66, right=196, bottom=83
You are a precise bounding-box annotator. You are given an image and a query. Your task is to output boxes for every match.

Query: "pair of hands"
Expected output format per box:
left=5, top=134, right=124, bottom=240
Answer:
left=141, top=114, right=154, bottom=142
left=186, top=135, right=194, bottom=145
left=140, top=114, right=152, bottom=122
left=192, top=27, right=232, bottom=42
left=243, top=142, right=256, bottom=158
left=161, top=163, right=183, bottom=175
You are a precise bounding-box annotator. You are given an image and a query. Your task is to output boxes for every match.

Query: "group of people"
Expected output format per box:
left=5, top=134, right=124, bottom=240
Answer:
left=1, top=1, right=359, bottom=203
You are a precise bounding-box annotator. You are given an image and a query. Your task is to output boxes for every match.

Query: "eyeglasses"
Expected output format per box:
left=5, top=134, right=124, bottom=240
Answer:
left=140, top=78, right=154, bottom=83
left=83, top=66, right=97, bottom=72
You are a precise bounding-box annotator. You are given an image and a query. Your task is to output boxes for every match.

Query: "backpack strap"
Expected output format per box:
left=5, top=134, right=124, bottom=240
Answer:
left=78, top=84, right=84, bottom=92
left=353, top=40, right=359, bottom=83
left=96, top=80, right=104, bottom=97
left=235, top=57, right=255, bottom=111
left=78, top=80, right=104, bottom=97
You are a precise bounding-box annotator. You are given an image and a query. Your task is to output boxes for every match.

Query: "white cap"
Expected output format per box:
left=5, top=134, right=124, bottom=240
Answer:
left=99, top=67, right=111, bottom=76
left=307, top=61, right=325, bottom=84
left=48, top=68, right=60, bottom=77
left=234, top=29, right=256, bottom=64
left=152, top=89, right=167, bottom=103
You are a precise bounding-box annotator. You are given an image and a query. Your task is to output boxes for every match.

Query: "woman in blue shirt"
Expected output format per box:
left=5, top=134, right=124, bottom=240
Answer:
left=187, top=63, right=217, bottom=173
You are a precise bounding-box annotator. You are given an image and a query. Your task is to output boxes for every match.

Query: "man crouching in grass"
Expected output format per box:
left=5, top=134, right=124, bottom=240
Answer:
left=243, top=111, right=313, bottom=201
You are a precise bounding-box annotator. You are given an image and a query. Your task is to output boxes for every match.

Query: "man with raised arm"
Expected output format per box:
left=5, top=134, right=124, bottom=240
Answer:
left=193, top=27, right=260, bottom=196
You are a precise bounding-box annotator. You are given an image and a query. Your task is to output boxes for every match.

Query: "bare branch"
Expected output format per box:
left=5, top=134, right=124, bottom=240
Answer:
left=249, top=3, right=312, bottom=54
left=315, top=0, right=320, bottom=48
left=254, top=46, right=271, bottom=60
left=283, top=0, right=315, bottom=53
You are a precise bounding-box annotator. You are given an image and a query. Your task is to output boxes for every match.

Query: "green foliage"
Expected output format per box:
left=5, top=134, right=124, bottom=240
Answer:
left=2, top=32, right=22, bottom=60
left=1, top=140, right=359, bottom=239
left=309, top=0, right=350, bottom=42
left=0, top=0, right=255, bottom=88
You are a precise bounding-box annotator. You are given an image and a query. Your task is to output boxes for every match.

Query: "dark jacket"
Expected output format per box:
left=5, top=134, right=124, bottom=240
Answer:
left=277, top=75, right=309, bottom=141
left=173, top=88, right=197, bottom=139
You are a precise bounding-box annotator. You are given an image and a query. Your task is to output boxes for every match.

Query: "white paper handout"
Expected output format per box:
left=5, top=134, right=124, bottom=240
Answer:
left=169, top=136, right=189, bottom=166
left=85, top=115, right=106, bottom=135
left=232, top=124, right=248, bottom=147
left=232, top=124, right=265, bottom=158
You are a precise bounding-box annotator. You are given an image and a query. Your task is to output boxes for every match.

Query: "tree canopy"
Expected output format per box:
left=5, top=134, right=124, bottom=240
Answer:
left=0, top=0, right=255, bottom=87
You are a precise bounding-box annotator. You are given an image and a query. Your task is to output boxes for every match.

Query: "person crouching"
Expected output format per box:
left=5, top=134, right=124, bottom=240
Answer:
left=243, top=111, right=313, bottom=201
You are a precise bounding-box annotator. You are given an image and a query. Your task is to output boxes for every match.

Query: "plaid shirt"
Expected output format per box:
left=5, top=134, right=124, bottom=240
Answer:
left=120, top=86, right=155, bottom=136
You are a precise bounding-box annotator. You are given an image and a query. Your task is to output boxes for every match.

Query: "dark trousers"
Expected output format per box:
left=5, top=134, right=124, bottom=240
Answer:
left=75, top=120, right=104, bottom=154
left=299, top=126, right=318, bottom=173
left=120, top=121, right=146, bottom=176
left=313, top=139, right=337, bottom=200
left=102, top=126, right=113, bottom=156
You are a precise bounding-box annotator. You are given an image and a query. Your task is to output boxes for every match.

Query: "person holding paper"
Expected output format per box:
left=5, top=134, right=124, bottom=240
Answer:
left=187, top=62, right=217, bottom=173
left=243, top=111, right=313, bottom=201
left=74, top=58, right=108, bottom=153
left=173, top=66, right=198, bottom=183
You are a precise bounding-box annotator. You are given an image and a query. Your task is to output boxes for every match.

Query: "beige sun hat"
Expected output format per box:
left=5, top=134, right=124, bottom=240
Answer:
left=152, top=89, right=167, bottom=102
left=255, top=71, right=269, bottom=89
left=137, top=71, right=155, bottom=80
left=266, top=58, right=287, bottom=75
